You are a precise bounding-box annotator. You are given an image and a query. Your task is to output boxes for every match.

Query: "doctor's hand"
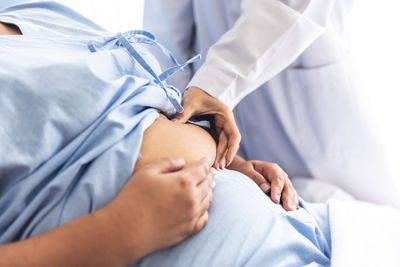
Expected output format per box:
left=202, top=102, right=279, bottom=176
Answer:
left=172, top=86, right=241, bottom=169
left=228, top=156, right=299, bottom=211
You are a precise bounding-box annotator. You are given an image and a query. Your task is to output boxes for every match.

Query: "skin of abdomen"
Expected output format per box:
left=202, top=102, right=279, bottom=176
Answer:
left=134, top=114, right=217, bottom=171
left=0, top=22, right=21, bottom=35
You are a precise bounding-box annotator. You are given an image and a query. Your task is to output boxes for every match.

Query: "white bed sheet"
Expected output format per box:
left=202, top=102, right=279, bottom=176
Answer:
left=293, top=177, right=400, bottom=267
left=292, top=176, right=355, bottom=203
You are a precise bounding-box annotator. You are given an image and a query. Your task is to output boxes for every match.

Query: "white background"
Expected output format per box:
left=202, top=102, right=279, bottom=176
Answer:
left=57, top=0, right=400, bottom=181
left=56, top=0, right=144, bottom=32
left=349, top=1, right=400, bottom=181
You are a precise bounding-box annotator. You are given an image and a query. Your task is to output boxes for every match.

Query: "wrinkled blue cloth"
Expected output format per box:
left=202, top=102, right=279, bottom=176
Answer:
left=0, top=0, right=27, bottom=10
left=1, top=2, right=331, bottom=266
left=133, top=169, right=331, bottom=267
left=0, top=2, right=184, bottom=242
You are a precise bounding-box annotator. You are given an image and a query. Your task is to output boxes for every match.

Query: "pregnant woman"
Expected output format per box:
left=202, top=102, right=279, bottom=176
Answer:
left=0, top=2, right=330, bottom=266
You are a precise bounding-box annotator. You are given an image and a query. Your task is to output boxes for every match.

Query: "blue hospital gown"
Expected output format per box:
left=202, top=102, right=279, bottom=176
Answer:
left=0, top=2, right=331, bottom=266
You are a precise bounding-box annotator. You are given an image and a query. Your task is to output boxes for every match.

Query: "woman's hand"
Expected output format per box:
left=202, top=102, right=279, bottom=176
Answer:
left=172, top=86, right=241, bottom=169
left=228, top=156, right=299, bottom=211
left=104, top=157, right=217, bottom=261
left=0, top=157, right=216, bottom=267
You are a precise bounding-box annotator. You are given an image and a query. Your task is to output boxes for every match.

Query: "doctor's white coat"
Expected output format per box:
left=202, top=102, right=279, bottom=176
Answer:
left=144, top=0, right=400, bottom=207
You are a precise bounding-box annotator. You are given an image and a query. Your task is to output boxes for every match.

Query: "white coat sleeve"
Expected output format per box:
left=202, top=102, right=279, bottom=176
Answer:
left=143, top=0, right=195, bottom=91
left=188, top=0, right=335, bottom=109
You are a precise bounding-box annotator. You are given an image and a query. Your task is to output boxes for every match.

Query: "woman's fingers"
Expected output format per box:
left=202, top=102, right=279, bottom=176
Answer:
left=199, top=186, right=213, bottom=213
left=209, top=168, right=217, bottom=189
left=191, top=211, right=209, bottom=235
left=181, top=158, right=216, bottom=211
left=189, top=188, right=213, bottom=236
left=147, top=158, right=186, bottom=174
left=180, top=157, right=213, bottom=183
left=196, top=168, right=216, bottom=200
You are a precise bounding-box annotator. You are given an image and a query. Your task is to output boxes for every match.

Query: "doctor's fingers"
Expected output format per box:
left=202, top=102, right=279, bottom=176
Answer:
left=178, top=86, right=240, bottom=166
left=245, top=168, right=271, bottom=193
left=255, top=174, right=271, bottom=194
left=172, top=86, right=209, bottom=123
left=222, top=115, right=241, bottom=167
left=270, top=172, right=289, bottom=204
left=172, top=104, right=195, bottom=123
left=215, top=131, right=228, bottom=169
left=212, top=108, right=241, bottom=167
left=281, top=183, right=299, bottom=211
left=214, top=125, right=240, bottom=169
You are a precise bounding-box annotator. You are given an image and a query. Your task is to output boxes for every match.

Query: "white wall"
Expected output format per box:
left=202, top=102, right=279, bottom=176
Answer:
left=350, top=1, right=400, bottom=182
left=56, top=0, right=144, bottom=32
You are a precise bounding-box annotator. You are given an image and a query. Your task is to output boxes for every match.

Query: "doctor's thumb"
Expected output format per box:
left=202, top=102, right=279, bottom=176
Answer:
left=172, top=107, right=194, bottom=123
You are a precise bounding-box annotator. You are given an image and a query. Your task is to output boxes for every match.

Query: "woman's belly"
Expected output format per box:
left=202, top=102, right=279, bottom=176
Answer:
left=134, top=114, right=217, bottom=171
left=0, top=22, right=21, bottom=35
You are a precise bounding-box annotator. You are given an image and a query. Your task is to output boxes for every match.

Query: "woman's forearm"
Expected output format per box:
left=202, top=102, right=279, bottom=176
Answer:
left=0, top=209, right=142, bottom=267
left=0, top=157, right=217, bottom=267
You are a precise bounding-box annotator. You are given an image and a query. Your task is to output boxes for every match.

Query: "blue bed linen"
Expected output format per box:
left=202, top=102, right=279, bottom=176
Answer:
left=133, top=169, right=331, bottom=267
left=0, top=2, right=183, bottom=242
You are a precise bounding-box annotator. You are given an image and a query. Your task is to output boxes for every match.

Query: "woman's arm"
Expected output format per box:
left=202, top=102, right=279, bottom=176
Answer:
left=0, top=158, right=216, bottom=267
left=0, top=209, right=132, bottom=267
